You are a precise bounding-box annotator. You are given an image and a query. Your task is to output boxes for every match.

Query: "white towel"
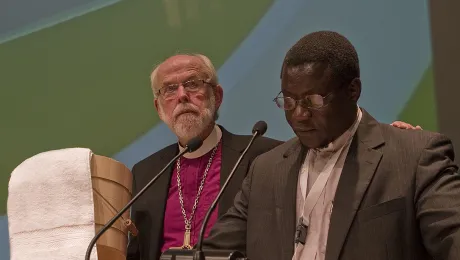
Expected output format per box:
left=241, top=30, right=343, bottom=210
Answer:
left=7, top=148, right=98, bottom=260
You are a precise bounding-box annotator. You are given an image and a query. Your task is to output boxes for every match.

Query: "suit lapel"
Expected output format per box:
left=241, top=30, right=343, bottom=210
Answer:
left=274, top=139, right=306, bottom=260
left=218, top=126, right=248, bottom=213
left=149, top=145, right=177, bottom=249
left=325, top=110, right=384, bottom=260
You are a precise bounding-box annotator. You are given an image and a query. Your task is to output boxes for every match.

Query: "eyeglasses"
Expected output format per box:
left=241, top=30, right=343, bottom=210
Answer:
left=157, top=79, right=212, bottom=100
left=273, top=91, right=333, bottom=111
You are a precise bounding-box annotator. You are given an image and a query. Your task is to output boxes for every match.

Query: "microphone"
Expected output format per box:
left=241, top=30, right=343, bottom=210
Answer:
left=84, top=137, right=203, bottom=260
left=161, top=121, right=268, bottom=260
left=252, top=120, right=267, bottom=136
left=194, top=121, right=267, bottom=258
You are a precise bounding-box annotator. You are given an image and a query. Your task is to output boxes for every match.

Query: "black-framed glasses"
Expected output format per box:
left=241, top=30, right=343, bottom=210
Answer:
left=273, top=91, right=333, bottom=111
left=157, top=79, right=212, bottom=99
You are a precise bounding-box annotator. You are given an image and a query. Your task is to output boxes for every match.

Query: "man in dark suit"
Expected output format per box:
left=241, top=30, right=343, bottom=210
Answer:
left=126, top=54, right=282, bottom=260
left=127, top=52, right=421, bottom=260
left=203, top=31, right=460, bottom=260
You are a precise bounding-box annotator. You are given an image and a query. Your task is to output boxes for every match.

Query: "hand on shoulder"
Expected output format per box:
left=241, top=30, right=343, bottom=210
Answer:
left=391, top=121, right=423, bottom=130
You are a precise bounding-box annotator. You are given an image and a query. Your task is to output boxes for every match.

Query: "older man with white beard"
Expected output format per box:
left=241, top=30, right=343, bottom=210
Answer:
left=125, top=54, right=283, bottom=260
left=126, top=53, right=422, bottom=260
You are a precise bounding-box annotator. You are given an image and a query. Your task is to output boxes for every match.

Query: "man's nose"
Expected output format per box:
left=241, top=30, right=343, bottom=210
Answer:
left=176, top=85, right=189, bottom=103
left=292, top=104, right=311, bottom=120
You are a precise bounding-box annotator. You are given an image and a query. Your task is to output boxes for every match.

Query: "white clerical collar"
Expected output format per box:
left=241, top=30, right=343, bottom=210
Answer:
left=178, top=124, right=222, bottom=159
left=314, top=105, right=362, bottom=154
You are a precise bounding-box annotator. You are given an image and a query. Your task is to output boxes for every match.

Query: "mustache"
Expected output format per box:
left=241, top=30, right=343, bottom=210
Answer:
left=173, top=103, right=200, bottom=118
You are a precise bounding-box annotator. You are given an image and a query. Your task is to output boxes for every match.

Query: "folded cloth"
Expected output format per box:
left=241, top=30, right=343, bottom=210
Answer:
left=7, top=148, right=98, bottom=260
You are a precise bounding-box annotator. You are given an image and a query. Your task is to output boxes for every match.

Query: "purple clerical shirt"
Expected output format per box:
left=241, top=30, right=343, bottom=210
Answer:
left=161, top=142, right=222, bottom=252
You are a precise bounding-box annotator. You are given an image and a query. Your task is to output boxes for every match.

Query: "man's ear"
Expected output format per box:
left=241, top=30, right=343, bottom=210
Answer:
left=348, top=78, right=361, bottom=102
left=154, top=98, right=161, bottom=118
left=154, top=98, right=158, bottom=110
left=214, top=84, right=224, bottom=109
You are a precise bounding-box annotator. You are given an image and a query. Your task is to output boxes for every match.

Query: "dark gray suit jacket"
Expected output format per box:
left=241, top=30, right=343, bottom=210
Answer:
left=203, top=109, right=460, bottom=260
left=126, top=125, right=282, bottom=260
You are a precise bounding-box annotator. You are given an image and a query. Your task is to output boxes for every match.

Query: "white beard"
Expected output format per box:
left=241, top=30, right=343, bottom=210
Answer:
left=158, top=94, right=216, bottom=143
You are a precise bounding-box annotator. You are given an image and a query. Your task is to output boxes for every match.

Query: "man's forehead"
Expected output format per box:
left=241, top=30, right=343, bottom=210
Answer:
left=282, top=63, right=335, bottom=93
left=159, top=56, right=202, bottom=74
left=285, top=62, right=331, bottom=78
left=156, top=55, right=205, bottom=83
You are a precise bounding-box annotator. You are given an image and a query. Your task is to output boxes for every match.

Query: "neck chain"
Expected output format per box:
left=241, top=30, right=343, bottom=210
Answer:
left=175, top=142, right=219, bottom=249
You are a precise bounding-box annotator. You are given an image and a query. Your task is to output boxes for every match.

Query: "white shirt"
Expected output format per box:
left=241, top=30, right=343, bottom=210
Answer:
left=178, top=124, right=222, bottom=159
left=294, top=107, right=362, bottom=260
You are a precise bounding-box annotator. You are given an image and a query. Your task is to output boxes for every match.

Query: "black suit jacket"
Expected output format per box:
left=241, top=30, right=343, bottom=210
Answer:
left=126, top=125, right=282, bottom=260
left=203, top=109, right=460, bottom=260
